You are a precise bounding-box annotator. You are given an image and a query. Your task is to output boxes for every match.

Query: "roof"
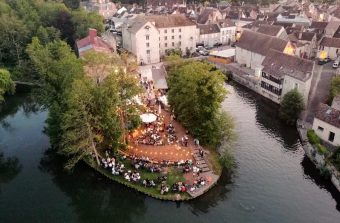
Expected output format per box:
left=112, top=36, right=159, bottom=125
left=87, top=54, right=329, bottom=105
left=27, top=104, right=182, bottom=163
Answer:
left=144, top=14, right=196, bottom=28
left=217, top=19, right=235, bottom=28
left=197, top=8, right=220, bottom=24
left=310, top=21, right=328, bottom=30
left=257, top=24, right=283, bottom=37
left=76, top=29, right=115, bottom=57
left=296, top=32, right=315, bottom=41
left=125, top=17, right=149, bottom=34
left=198, top=23, right=220, bottom=35
left=315, top=103, right=340, bottom=128
left=262, top=50, right=313, bottom=81
left=320, top=37, right=340, bottom=48
left=236, top=30, right=288, bottom=56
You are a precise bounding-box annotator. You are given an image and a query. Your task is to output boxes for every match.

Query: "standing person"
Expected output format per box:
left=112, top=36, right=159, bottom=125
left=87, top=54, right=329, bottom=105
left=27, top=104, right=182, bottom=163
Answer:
left=194, top=138, right=199, bottom=147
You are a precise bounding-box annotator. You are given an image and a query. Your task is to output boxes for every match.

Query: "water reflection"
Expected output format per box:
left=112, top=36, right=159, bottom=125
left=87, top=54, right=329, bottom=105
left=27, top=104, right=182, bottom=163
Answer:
left=231, top=83, right=300, bottom=150
left=0, top=93, right=41, bottom=131
left=39, top=148, right=147, bottom=223
left=188, top=170, right=232, bottom=215
left=301, top=156, right=340, bottom=211
left=0, top=152, right=22, bottom=193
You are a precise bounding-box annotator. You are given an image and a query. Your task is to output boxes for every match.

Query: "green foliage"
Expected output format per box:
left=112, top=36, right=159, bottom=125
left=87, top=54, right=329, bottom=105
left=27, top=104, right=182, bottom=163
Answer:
left=329, top=76, right=340, bottom=102
left=330, top=149, right=340, bottom=171
left=71, top=10, right=104, bottom=40
left=219, top=148, right=235, bottom=171
left=307, top=129, right=320, bottom=145
left=279, top=89, right=304, bottom=125
left=0, top=69, right=15, bottom=103
left=167, top=60, right=228, bottom=147
left=316, top=143, right=328, bottom=155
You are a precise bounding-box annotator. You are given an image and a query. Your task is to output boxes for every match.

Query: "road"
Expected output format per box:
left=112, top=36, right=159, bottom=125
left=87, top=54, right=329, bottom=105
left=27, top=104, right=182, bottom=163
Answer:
left=304, top=62, right=337, bottom=124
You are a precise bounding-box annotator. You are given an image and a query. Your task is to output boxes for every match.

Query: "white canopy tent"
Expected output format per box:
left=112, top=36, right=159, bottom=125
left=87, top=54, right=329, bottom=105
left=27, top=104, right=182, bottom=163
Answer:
left=140, top=113, right=157, bottom=123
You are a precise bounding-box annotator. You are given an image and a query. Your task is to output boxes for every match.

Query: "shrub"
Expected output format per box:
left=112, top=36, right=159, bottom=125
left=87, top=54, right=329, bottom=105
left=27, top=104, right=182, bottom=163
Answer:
left=316, top=143, right=328, bottom=155
left=279, top=89, right=304, bottom=125
left=307, top=129, right=320, bottom=145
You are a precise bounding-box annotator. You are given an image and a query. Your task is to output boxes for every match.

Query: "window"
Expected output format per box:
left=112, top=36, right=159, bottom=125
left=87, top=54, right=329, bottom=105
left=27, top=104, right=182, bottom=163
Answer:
left=172, top=42, right=174, bottom=47
left=146, top=35, right=149, bottom=40
left=329, top=132, right=335, bottom=142
left=146, top=43, right=150, bottom=47
left=295, top=83, right=299, bottom=89
left=317, top=126, right=324, bottom=131
left=165, top=36, right=167, bottom=40
left=179, top=28, right=181, bottom=32
left=165, top=43, right=168, bottom=47
left=179, top=35, right=181, bottom=39
left=164, top=29, right=167, bottom=33
left=172, top=29, right=174, bottom=33
left=146, top=50, right=150, bottom=54
left=179, top=41, right=181, bottom=46
left=172, top=36, right=174, bottom=39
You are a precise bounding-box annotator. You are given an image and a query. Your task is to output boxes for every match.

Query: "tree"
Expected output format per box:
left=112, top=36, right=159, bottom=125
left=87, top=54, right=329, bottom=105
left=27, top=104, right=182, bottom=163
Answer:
left=279, top=89, right=304, bottom=125
left=0, top=69, right=15, bottom=103
left=330, top=76, right=340, bottom=102
left=71, top=10, right=104, bottom=40
left=167, top=61, right=228, bottom=146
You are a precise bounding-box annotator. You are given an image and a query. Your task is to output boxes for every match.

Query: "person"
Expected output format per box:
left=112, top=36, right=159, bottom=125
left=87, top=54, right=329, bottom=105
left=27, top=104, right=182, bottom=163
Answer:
left=199, top=148, right=204, bottom=158
left=194, top=138, right=199, bottom=147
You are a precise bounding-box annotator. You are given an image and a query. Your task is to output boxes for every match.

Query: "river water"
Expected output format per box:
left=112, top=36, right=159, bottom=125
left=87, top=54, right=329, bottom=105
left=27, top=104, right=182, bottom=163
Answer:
left=0, top=84, right=339, bottom=223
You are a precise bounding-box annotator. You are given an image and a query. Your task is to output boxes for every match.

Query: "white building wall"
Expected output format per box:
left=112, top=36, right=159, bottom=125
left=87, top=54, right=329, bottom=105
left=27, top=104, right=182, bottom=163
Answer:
left=220, top=27, right=236, bottom=44
left=313, top=118, right=340, bottom=146
left=199, top=33, right=220, bottom=47
left=158, top=26, right=197, bottom=56
left=281, top=74, right=312, bottom=106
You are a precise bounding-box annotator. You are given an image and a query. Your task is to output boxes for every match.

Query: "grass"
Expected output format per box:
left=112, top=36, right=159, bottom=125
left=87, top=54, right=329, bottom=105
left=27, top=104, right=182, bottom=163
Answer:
left=316, top=143, right=328, bottom=155
left=84, top=157, right=192, bottom=201
left=307, top=129, right=320, bottom=145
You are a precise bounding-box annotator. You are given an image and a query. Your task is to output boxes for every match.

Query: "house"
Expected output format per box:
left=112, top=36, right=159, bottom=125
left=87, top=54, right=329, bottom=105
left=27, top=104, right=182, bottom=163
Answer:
left=80, top=0, right=117, bottom=19
left=145, top=15, right=198, bottom=57
left=289, top=32, right=317, bottom=58
left=122, top=18, right=160, bottom=65
left=276, top=12, right=311, bottom=27
left=76, top=28, right=116, bottom=57
left=325, top=21, right=340, bottom=37
left=197, top=24, right=220, bottom=47
left=312, top=103, right=340, bottom=147
left=122, top=14, right=197, bottom=64
left=217, top=19, right=236, bottom=44
left=235, top=30, right=292, bottom=71
left=146, top=0, right=186, bottom=9
left=318, top=37, right=340, bottom=59
left=197, top=8, right=223, bottom=24
left=260, top=49, right=313, bottom=105
left=257, top=24, right=289, bottom=40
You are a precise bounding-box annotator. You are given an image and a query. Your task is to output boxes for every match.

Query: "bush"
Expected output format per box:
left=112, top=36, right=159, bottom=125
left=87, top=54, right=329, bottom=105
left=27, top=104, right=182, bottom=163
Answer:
left=316, top=143, right=328, bottom=155
left=307, top=129, right=320, bottom=145
left=219, top=149, right=235, bottom=170
left=279, top=89, right=304, bottom=125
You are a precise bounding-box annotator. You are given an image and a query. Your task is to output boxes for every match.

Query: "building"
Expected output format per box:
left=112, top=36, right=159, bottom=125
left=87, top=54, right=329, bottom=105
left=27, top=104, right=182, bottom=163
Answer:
left=197, top=24, right=220, bottom=47
left=276, top=12, right=311, bottom=27
left=289, top=31, right=317, bottom=58
left=122, top=18, right=160, bottom=65
left=76, top=28, right=116, bottom=57
left=257, top=24, right=289, bottom=40
left=217, top=19, right=236, bottom=44
left=318, top=37, right=340, bottom=59
left=260, top=50, right=313, bottom=105
left=122, top=14, right=197, bottom=64
left=80, top=0, right=117, bottom=19
left=235, top=30, right=292, bottom=71
left=197, top=8, right=223, bottom=25
left=312, top=103, right=340, bottom=147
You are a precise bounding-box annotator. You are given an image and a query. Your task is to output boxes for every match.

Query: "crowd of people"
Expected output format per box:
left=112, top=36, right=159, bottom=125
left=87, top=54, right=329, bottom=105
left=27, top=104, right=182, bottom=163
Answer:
left=131, top=155, right=162, bottom=173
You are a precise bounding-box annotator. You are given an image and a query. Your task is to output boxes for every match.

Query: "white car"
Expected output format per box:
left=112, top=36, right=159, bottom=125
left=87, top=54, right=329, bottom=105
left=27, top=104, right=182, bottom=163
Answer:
left=333, top=59, right=340, bottom=69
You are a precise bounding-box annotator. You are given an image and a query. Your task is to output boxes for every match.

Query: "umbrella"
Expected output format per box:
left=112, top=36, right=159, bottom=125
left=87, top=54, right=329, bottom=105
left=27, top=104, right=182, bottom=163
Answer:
left=140, top=113, right=157, bottom=123
left=158, top=103, right=161, bottom=114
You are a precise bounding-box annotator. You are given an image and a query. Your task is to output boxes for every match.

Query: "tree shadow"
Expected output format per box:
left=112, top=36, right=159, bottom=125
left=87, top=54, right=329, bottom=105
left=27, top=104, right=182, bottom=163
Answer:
left=39, top=148, right=147, bottom=223
left=301, top=155, right=340, bottom=212
left=0, top=152, right=22, bottom=193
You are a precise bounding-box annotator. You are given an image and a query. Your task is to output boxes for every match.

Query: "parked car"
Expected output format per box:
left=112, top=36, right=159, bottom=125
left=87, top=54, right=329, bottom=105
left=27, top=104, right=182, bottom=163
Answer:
left=199, top=50, right=209, bottom=56
left=213, top=42, right=222, bottom=47
left=318, top=57, right=331, bottom=65
left=333, top=58, right=340, bottom=68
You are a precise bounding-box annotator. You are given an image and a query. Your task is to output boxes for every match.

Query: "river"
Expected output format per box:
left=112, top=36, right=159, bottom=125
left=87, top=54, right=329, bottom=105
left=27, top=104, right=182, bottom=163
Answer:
left=0, top=84, right=339, bottom=223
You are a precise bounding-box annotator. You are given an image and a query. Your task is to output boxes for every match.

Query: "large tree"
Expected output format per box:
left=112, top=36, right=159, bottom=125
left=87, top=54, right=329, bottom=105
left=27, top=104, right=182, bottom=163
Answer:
left=330, top=76, right=340, bottom=101
left=0, top=69, right=15, bottom=103
left=279, top=89, right=304, bottom=125
left=167, top=61, right=228, bottom=146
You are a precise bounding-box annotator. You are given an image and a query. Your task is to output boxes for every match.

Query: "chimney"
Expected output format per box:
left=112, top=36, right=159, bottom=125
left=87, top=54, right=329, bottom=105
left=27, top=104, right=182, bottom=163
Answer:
left=89, top=28, right=97, bottom=42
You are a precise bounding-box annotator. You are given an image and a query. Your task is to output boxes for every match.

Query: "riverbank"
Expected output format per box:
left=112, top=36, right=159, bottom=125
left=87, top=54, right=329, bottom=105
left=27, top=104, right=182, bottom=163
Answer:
left=296, top=120, right=340, bottom=192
